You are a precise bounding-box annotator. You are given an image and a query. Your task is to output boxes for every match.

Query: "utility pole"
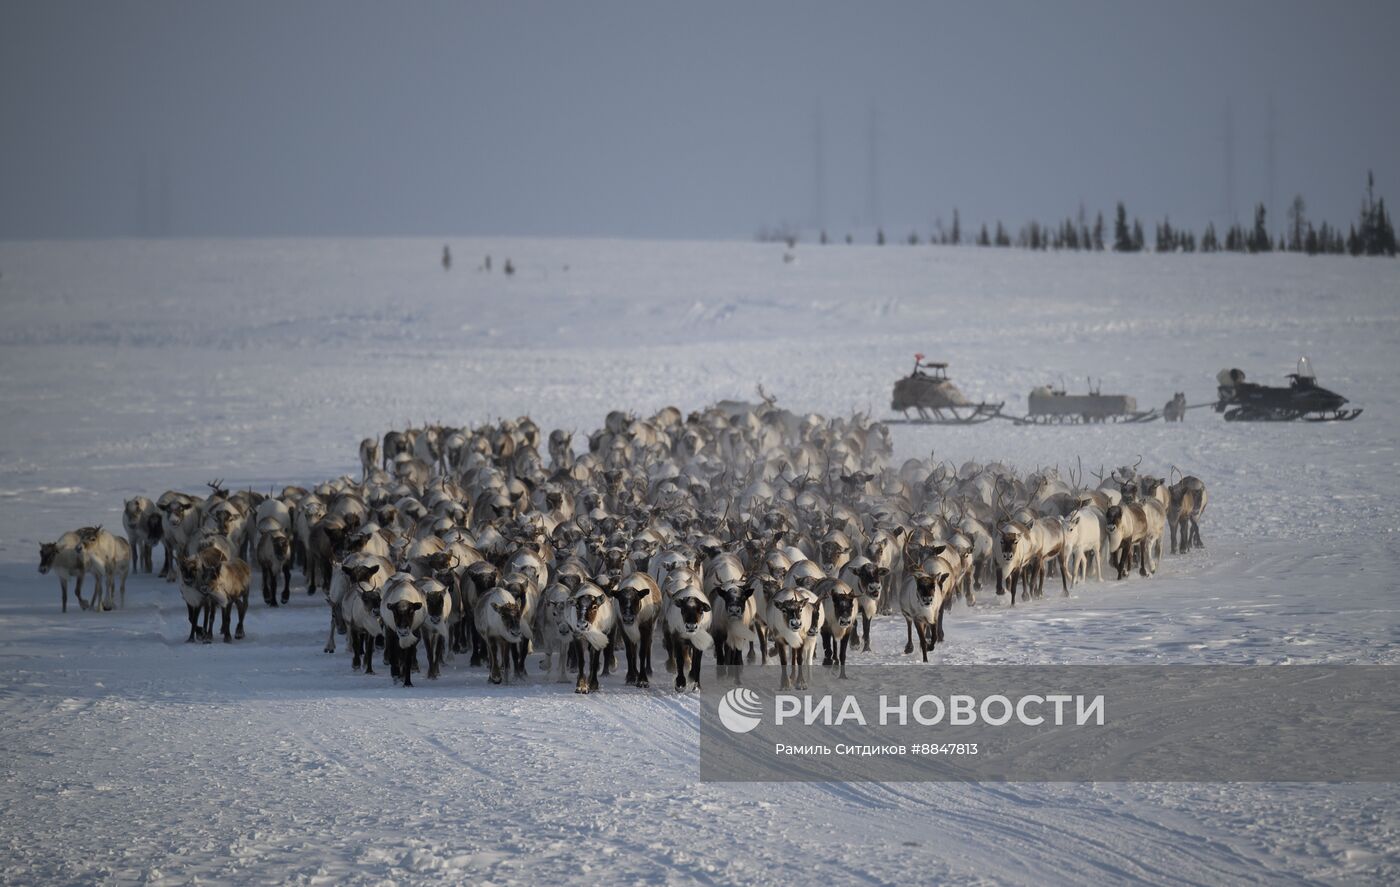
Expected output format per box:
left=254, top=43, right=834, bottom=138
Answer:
left=1224, top=98, right=1236, bottom=228
left=1266, top=96, right=1277, bottom=232
left=866, top=103, right=881, bottom=231
left=812, top=103, right=826, bottom=233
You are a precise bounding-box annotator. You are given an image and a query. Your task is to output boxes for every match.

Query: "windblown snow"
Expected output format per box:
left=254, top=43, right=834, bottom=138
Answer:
left=1, top=238, right=1398, bottom=885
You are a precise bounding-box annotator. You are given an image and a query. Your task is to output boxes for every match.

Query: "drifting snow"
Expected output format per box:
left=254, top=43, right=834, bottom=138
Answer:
left=0, top=239, right=1398, bottom=884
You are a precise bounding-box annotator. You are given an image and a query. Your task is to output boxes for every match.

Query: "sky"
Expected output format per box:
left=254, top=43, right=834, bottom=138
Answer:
left=2, top=0, right=1397, bottom=241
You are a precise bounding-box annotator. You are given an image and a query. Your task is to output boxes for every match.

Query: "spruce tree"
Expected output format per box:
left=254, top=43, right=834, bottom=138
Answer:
left=1287, top=195, right=1306, bottom=252
left=951, top=209, right=961, bottom=245
left=977, top=223, right=990, bottom=247
left=1093, top=212, right=1105, bottom=251
left=1113, top=203, right=1132, bottom=251
left=1249, top=204, right=1270, bottom=253
left=1131, top=218, right=1145, bottom=252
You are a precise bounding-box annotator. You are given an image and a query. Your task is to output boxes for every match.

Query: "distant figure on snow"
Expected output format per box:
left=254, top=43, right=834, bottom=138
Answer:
left=442, top=245, right=452, bottom=270
left=503, top=259, right=515, bottom=276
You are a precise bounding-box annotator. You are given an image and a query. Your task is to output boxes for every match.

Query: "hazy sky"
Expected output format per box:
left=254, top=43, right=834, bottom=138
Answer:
left=3, top=0, right=1397, bottom=240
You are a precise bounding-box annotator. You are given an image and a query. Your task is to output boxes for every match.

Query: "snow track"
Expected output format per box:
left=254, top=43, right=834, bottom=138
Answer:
left=1, top=239, right=1398, bottom=884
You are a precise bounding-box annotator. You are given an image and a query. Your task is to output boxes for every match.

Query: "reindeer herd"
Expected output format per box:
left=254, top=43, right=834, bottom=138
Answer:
left=37, top=401, right=1208, bottom=692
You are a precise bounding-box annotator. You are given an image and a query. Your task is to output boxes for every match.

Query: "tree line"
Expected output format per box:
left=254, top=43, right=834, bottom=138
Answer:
left=782, top=172, right=1397, bottom=257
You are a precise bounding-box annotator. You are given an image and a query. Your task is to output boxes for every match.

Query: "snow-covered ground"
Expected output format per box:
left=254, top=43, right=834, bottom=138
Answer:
left=1, top=238, right=1398, bottom=884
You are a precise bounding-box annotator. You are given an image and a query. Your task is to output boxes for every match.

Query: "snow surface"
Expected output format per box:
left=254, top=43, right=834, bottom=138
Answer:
left=1, top=238, right=1398, bottom=885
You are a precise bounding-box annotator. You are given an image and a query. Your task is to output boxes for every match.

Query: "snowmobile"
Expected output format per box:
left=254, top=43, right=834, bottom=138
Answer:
left=1214, top=358, right=1362, bottom=422
left=889, top=356, right=1005, bottom=424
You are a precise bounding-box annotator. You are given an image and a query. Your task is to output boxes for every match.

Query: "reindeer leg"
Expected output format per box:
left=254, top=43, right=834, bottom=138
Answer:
left=637, top=623, right=653, bottom=688
left=838, top=635, right=849, bottom=679
left=60, top=577, right=68, bottom=613
left=235, top=598, right=246, bottom=639
left=861, top=613, right=871, bottom=652
left=601, top=631, right=615, bottom=676
left=623, top=636, right=638, bottom=686
left=589, top=647, right=601, bottom=692
left=689, top=647, right=703, bottom=693
left=674, top=644, right=690, bottom=693
left=574, top=640, right=588, bottom=693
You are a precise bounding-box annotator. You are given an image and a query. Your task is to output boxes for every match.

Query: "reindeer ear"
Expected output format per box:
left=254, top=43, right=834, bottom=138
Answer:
left=409, top=601, right=422, bottom=612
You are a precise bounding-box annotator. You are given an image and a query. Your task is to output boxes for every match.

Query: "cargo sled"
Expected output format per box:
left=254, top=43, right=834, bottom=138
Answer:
left=889, top=357, right=1004, bottom=425
left=1016, top=384, right=1160, bottom=425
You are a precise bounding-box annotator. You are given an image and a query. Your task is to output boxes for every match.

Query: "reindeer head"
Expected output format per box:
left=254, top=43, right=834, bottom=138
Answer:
left=343, top=562, right=381, bottom=593
left=1104, top=505, right=1123, bottom=534
left=998, top=525, right=1024, bottom=563
left=827, top=588, right=856, bottom=627
left=773, top=596, right=809, bottom=632
left=38, top=542, right=57, bottom=573
left=358, top=587, right=383, bottom=618
left=611, top=582, right=652, bottom=625
left=269, top=531, right=290, bottom=562
left=715, top=584, right=754, bottom=621
left=386, top=596, right=424, bottom=636
left=911, top=569, right=947, bottom=606
left=178, top=556, right=201, bottom=588
left=674, top=593, right=712, bottom=633
left=571, top=592, right=605, bottom=631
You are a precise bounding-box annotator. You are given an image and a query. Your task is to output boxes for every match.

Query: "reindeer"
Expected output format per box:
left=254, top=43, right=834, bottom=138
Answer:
left=817, top=578, right=857, bottom=678
left=571, top=582, right=617, bottom=694
left=1104, top=503, right=1149, bottom=579
left=194, top=548, right=251, bottom=643
left=611, top=572, right=662, bottom=688
left=358, top=437, right=380, bottom=481
left=122, top=496, right=162, bottom=573
left=74, top=526, right=130, bottom=611
left=1168, top=472, right=1209, bottom=552
left=39, top=532, right=88, bottom=612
